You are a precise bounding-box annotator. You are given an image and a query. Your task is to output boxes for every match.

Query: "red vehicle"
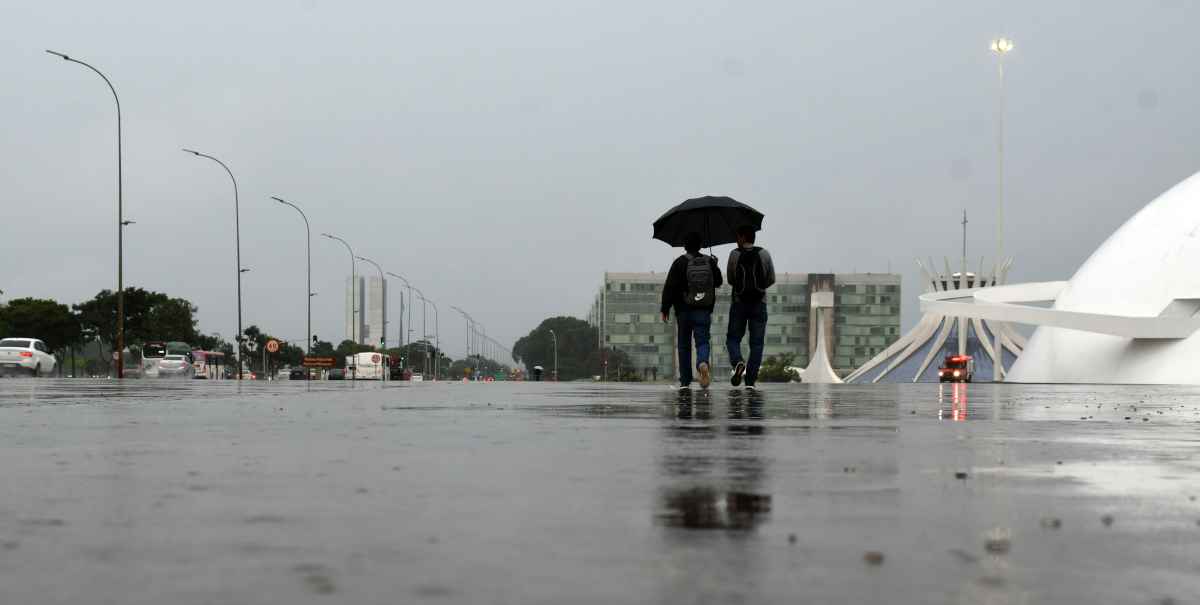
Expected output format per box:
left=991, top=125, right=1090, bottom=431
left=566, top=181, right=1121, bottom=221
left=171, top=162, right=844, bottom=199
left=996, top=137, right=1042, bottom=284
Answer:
left=938, top=355, right=974, bottom=383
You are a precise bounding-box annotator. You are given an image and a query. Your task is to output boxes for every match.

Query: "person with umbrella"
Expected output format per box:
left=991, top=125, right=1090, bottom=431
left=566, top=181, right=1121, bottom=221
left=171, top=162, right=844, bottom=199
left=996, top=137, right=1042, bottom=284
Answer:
left=659, top=232, right=722, bottom=389
left=653, top=196, right=765, bottom=389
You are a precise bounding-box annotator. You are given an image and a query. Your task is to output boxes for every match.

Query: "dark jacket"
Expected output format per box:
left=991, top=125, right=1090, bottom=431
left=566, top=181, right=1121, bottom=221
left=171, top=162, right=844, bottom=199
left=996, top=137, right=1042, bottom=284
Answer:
left=660, top=253, right=723, bottom=315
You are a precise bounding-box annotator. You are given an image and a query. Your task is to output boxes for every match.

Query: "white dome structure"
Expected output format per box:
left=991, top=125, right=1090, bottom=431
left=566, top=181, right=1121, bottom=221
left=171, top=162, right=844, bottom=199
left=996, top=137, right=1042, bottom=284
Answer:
left=1009, top=172, right=1200, bottom=383
left=920, top=170, right=1200, bottom=384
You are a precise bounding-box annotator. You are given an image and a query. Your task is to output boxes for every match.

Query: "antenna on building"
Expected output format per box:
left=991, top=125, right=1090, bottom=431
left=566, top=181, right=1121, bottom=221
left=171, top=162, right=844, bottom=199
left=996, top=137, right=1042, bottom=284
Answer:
left=961, top=209, right=969, bottom=280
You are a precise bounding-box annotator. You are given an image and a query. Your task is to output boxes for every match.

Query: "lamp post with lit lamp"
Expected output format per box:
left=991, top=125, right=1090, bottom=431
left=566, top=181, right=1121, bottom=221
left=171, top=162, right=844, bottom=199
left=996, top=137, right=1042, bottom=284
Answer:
left=46, top=50, right=128, bottom=377
left=990, top=36, right=1014, bottom=381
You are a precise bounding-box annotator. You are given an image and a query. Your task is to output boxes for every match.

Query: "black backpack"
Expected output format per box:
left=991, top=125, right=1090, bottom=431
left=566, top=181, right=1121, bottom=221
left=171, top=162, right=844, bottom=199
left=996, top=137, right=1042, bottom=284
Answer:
left=684, top=254, right=715, bottom=307
left=732, top=247, right=767, bottom=303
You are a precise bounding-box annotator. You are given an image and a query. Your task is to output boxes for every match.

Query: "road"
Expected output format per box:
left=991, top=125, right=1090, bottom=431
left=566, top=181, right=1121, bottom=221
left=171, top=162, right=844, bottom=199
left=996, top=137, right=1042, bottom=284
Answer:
left=0, top=379, right=1197, bottom=604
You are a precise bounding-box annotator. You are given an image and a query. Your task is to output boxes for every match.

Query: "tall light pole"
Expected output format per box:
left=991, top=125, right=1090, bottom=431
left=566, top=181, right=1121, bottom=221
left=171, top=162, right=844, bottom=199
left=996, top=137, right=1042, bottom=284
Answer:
left=990, top=36, right=1013, bottom=382
left=322, top=233, right=357, bottom=380
left=414, top=288, right=429, bottom=378
left=181, top=148, right=245, bottom=378
left=271, top=197, right=312, bottom=353
left=990, top=36, right=1013, bottom=278
left=450, top=305, right=474, bottom=380
left=322, top=233, right=357, bottom=343
left=549, top=329, right=558, bottom=381
left=47, top=50, right=126, bottom=378
left=386, top=272, right=412, bottom=369
left=428, top=299, right=440, bottom=381
left=355, top=256, right=387, bottom=353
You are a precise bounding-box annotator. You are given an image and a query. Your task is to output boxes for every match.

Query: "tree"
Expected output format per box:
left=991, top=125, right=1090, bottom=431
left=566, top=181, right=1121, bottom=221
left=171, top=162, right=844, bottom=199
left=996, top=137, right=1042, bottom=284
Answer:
left=335, top=339, right=377, bottom=368
left=513, top=316, right=601, bottom=381
left=0, top=298, right=82, bottom=352
left=311, top=339, right=336, bottom=357
left=74, top=287, right=199, bottom=346
left=241, top=325, right=304, bottom=372
left=758, top=354, right=800, bottom=383
left=385, top=340, right=454, bottom=378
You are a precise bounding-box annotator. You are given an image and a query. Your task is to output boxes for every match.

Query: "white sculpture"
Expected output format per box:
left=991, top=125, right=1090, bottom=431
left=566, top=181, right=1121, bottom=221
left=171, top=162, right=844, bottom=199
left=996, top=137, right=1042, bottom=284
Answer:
left=845, top=259, right=1025, bottom=383
left=922, top=170, right=1200, bottom=384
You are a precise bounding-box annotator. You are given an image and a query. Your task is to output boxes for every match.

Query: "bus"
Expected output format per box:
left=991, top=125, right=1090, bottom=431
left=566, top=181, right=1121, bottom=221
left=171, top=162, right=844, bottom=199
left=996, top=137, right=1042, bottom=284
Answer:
left=191, top=350, right=227, bottom=379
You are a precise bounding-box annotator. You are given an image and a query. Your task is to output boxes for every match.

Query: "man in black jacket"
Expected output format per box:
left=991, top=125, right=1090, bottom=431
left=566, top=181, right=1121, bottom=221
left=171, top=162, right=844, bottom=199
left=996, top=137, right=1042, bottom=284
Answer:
left=661, top=232, right=723, bottom=389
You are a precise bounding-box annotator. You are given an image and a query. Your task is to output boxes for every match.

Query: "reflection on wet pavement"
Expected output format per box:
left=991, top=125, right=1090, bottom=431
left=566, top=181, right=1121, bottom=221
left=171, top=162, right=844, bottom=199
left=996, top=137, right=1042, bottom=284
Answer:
left=0, top=379, right=1198, bottom=604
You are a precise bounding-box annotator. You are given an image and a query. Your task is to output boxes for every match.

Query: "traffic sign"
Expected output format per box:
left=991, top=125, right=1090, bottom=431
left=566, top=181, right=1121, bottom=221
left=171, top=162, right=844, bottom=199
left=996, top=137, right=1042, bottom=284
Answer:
left=302, top=356, right=336, bottom=368
left=266, top=339, right=280, bottom=354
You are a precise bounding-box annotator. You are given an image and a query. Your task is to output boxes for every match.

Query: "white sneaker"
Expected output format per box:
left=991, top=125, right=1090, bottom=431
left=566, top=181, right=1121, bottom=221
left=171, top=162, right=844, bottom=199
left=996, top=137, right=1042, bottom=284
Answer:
left=698, top=363, right=711, bottom=389
left=731, top=362, right=746, bottom=387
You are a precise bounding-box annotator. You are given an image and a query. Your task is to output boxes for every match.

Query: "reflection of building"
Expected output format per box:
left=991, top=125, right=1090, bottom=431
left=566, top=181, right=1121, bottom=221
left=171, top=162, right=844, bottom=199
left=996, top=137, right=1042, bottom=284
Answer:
left=845, top=260, right=1025, bottom=384
left=345, top=276, right=365, bottom=345
left=365, top=276, right=387, bottom=348
left=590, top=271, right=901, bottom=381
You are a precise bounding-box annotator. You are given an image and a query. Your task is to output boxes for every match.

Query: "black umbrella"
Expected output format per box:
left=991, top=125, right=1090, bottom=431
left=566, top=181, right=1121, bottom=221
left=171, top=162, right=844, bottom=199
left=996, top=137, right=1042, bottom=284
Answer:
left=652, top=196, right=764, bottom=248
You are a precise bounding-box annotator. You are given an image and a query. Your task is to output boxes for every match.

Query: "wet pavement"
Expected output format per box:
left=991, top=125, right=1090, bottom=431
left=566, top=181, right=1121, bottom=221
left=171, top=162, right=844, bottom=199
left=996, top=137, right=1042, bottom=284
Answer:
left=0, top=379, right=1198, bottom=604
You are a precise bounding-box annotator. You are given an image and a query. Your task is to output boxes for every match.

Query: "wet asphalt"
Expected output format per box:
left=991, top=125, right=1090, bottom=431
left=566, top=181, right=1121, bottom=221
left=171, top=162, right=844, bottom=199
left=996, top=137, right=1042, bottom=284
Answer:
left=0, top=379, right=1197, bottom=604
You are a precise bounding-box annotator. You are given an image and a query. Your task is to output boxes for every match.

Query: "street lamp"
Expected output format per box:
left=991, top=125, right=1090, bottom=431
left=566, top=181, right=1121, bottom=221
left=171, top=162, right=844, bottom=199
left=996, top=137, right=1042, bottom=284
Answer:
left=548, top=329, right=558, bottom=381
left=990, top=36, right=1014, bottom=381
left=321, top=233, right=357, bottom=343
left=450, top=305, right=475, bottom=380
left=183, top=148, right=245, bottom=378
left=47, top=50, right=127, bottom=378
left=428, top=299, right=440, bottom=380
left=271, top=196, right=312, bottom=353
left=322, top=233, right=357, bottom=380
left=355, top=256, right=387, bottom=354
left=414, top=288, right=430, bottom=379
left=386, top=272, right=413, bottom=369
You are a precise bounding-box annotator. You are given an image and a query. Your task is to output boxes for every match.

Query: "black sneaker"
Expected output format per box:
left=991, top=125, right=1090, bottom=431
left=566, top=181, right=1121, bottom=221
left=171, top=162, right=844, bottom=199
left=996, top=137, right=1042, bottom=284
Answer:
left=731, top=362, right=746, bottom=387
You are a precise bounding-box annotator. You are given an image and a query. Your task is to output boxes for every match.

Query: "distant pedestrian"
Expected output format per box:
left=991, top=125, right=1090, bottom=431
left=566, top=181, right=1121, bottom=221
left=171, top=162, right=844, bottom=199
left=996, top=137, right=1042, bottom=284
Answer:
left=726, top=225, right=775, bottom=388
left=661, top=232, right=723, bottom=389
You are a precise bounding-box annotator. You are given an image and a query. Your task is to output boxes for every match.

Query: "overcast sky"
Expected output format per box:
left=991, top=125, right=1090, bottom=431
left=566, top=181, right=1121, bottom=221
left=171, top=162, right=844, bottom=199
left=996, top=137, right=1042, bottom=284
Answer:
left=5, top=1, right=1200, bottom=358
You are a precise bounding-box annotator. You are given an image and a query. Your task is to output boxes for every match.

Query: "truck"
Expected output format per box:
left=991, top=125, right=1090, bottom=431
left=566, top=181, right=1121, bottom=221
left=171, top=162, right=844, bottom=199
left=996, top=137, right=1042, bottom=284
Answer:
left=938, top=355, right=974, bottom=383
left=345, top=352, right=387, bottom=380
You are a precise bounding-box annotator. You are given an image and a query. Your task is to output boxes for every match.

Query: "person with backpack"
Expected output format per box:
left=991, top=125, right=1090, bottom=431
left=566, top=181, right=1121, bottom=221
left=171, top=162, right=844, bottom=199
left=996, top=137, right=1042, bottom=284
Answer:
left=661, top=232, right=723, bottom=389
left=726, top=225, right=776, bottom=388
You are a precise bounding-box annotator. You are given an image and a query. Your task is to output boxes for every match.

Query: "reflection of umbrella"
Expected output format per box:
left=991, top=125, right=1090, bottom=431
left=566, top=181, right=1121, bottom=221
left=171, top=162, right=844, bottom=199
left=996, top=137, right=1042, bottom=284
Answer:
left=652, top=196, right=764, bottom=248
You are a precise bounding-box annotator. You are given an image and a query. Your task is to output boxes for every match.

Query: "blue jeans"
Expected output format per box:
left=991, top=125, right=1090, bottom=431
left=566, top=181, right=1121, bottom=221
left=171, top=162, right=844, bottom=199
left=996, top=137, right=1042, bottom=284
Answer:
left=726, top=300, right=768, bottom=386
left=676, top=308, right=712, bottom=386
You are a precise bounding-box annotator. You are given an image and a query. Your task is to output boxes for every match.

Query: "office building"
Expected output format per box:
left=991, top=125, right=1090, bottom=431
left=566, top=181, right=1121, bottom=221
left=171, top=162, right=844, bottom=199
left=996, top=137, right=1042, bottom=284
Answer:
left=589, top=271, right=901, bottom=381
left=366, top=276, right=388, bottom=348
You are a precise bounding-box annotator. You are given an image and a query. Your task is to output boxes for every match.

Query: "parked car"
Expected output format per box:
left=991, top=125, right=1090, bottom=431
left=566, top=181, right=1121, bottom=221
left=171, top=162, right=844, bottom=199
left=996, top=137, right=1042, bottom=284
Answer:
left=0, top=338, right=57, bottom=377
left=289, top=368, right=307, bottom=380
left=157, top=355, right=195, bottom=379
left=327, top=368, right=346, bottom=380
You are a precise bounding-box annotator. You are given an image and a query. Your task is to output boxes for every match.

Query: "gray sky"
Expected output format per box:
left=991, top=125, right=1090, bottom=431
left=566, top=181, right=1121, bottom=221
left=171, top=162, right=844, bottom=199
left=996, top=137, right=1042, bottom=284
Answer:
left=6, top=0, right=1200, bottom=358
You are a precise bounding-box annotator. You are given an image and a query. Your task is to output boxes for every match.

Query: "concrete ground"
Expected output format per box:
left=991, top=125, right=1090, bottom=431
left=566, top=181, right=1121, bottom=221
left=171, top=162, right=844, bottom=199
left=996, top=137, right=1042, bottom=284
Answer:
left=0, top=379, right=1197, bottom=604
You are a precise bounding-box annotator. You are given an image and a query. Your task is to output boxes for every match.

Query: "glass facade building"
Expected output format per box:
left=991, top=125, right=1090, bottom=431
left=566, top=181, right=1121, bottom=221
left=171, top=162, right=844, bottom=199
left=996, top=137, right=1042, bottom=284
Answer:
left=589, top=272, right=901, bottom=381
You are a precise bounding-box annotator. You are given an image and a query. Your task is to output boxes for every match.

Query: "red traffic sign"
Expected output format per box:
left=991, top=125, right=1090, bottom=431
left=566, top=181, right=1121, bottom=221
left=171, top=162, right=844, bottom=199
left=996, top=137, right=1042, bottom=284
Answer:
left=266, top=339, right=280, bottom=354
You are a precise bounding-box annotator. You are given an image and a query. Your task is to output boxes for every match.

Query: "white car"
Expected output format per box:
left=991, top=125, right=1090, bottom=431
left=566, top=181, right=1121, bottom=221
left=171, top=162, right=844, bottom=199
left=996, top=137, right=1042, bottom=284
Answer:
left=156, top=354, right=195, bottom=379
left=0, top=338, right=57, bottom=377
